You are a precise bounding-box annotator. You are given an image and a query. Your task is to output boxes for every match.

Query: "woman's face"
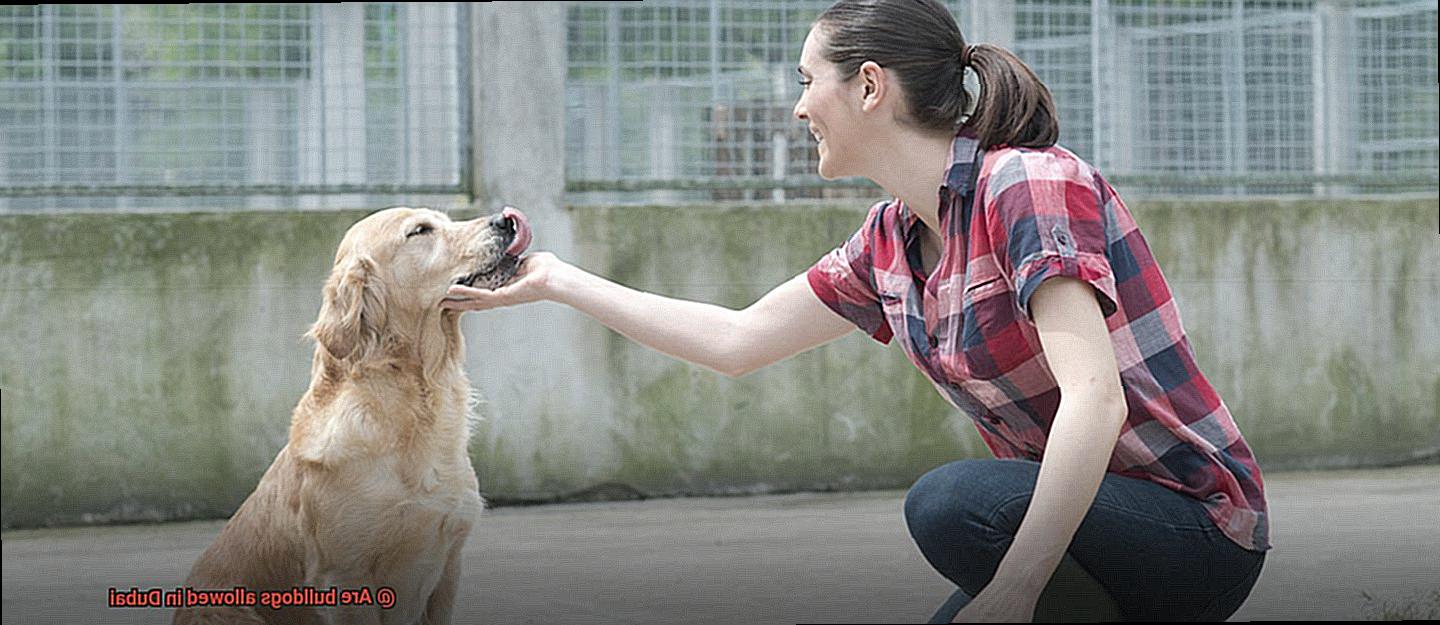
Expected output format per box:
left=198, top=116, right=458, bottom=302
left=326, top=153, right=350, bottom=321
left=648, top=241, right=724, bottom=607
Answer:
left=792, top=26, right=866, bottom=180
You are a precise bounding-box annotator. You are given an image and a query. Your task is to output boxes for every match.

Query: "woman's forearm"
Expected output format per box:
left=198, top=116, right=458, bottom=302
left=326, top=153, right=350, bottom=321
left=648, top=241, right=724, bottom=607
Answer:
left=548, top=263, right=747, bottom=376
left=992, top=390, right=1127, bottom=592
left=991, top=277, right=1131, bottom=595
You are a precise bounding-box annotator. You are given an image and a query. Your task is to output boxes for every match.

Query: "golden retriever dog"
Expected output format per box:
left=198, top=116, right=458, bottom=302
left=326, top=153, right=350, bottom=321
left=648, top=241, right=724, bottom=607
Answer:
left=174, top=206, right=532, bottom=625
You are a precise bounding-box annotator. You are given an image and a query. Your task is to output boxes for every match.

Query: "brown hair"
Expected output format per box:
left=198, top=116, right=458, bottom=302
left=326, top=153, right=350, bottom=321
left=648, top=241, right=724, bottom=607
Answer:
left=814, top=0, right=1058, bottom=150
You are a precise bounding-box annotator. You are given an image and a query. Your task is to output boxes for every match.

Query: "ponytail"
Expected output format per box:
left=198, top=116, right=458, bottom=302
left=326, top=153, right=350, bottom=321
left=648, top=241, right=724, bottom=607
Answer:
left=963, top=44, right=1059, bottom=150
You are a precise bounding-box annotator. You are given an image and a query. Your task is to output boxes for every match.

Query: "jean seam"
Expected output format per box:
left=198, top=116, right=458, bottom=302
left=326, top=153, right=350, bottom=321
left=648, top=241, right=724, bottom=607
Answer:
left=972, top=468, right=1216, bottom=533
left=982, top=491, right=1034, bottom=530
left=1087, top=498, right=1218, bottom=534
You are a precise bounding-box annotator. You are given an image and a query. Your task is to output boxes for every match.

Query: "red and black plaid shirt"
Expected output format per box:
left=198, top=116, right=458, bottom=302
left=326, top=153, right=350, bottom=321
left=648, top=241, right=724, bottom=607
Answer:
left=807, top=127, right=1271, bottom=551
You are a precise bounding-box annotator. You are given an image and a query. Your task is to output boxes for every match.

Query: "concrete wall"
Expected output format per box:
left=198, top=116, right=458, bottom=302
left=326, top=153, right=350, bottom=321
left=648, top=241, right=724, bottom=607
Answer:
left=2, top=197, right=1437, bottom=528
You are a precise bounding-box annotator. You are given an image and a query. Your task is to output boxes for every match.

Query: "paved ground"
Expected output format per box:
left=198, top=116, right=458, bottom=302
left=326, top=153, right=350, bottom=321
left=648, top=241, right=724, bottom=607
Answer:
left=3, top=464, right=1438, bottom=623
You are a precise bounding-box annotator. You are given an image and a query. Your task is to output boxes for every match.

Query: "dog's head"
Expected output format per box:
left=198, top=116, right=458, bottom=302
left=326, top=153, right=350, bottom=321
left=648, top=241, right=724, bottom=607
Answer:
left=307, top=206, right=532, bottom=363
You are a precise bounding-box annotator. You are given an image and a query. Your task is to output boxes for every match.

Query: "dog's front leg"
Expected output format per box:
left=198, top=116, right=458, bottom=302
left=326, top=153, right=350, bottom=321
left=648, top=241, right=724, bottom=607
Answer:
left=308, top=575, right=384, bottom=625
left=302, top=523, right=384, bottom=625
left=421, top=541, right=465, bottom=625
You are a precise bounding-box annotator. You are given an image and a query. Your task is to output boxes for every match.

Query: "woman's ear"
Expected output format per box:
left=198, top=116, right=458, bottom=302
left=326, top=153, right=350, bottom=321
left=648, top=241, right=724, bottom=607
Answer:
left=308, top=254, right=386, bottom=361
left=858, top=60, right=887, bottom=112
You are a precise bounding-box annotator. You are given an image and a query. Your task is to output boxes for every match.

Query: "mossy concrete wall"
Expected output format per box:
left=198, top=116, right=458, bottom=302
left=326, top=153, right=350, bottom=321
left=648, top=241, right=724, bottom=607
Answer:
left=1, top=211, right=364, bottom=528
left=1, top=198, right=1436, bottom=528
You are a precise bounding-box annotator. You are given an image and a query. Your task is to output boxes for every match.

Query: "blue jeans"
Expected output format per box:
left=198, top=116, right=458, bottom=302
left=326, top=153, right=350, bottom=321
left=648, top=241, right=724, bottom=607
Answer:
left=905, top=459, right=1265, bottom=622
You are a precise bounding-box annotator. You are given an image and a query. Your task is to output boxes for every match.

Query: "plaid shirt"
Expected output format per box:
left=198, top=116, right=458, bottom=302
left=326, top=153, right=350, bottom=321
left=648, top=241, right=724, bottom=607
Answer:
left=806, top=127, right=1271, bottom=551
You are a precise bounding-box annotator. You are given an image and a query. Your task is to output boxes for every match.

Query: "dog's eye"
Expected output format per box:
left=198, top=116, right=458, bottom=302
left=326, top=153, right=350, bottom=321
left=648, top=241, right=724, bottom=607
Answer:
left=407, top=224, right=434, bottom=238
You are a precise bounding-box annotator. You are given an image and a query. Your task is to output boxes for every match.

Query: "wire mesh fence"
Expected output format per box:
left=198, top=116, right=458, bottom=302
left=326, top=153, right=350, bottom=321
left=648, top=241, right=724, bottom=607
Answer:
left=565, top=0, right=890, bottom=205
left=0, top=3, right=469, bottom=212
left=564, top=0, right=1437, bottom=203
left=0, top=1, right=1435, bottom=212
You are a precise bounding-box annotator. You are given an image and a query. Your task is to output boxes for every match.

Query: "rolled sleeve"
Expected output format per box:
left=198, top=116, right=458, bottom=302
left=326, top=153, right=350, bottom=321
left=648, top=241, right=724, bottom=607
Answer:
left=806, top=201, right=894, bottom=344
left=1014, top=252, right=1118, bottom=320
left=989, top=151, right=1120, bottom=321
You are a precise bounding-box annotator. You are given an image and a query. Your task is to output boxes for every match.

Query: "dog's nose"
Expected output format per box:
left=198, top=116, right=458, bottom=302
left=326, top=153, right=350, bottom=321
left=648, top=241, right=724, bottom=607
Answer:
left=488, top=213, right=515, bottom=234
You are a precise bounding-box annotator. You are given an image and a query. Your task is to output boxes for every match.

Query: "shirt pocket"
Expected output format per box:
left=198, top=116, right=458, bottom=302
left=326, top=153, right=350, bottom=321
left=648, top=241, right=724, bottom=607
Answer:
left=957, top=277, right=1024, bottom=380
left=962, top=276, right=1005, bottom=300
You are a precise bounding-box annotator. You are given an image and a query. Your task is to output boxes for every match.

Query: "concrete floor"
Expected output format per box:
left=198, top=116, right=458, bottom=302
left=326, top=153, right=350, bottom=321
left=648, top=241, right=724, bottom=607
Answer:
left=3, top=464, right=1438, bottom=623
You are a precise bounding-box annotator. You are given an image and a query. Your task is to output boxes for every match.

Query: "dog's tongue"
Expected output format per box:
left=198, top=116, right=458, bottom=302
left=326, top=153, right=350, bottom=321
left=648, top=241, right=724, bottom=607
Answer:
left=501, top=207, right=532, bottom=257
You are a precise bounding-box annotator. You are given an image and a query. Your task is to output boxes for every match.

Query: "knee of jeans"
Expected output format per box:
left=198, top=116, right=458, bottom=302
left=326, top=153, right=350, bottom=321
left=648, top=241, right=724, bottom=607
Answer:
left=904, top=460, right=1001, bottom=551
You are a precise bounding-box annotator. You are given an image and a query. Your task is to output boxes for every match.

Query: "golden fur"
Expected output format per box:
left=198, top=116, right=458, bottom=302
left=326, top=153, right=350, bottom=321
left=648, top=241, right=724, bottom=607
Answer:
left=175, top=207, right=520, bottom=625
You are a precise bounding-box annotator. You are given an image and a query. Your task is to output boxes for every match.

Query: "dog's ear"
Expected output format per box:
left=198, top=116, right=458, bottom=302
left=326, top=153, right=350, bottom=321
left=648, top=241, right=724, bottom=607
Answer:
left=308, top=254, right=386, bottom=361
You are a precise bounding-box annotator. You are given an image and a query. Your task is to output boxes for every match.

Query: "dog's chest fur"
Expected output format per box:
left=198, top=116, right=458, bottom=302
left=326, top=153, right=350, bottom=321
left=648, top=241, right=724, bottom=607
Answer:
left=285, top=367, right=484, bottom=619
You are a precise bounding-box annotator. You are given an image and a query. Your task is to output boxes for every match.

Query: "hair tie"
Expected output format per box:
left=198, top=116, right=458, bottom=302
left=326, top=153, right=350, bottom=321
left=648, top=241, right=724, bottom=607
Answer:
left=959, top=44, right=975, bottom=67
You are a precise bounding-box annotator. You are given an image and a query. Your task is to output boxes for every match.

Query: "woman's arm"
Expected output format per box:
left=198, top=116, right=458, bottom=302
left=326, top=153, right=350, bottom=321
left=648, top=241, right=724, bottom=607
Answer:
left=954, top=277, right=1128, bottom=622
left=442, top=252, right=856, bottom=377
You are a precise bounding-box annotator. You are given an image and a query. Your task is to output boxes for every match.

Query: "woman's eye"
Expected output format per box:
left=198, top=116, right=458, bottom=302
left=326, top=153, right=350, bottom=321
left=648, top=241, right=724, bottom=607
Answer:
left=407, top=224, right=434, bottom=238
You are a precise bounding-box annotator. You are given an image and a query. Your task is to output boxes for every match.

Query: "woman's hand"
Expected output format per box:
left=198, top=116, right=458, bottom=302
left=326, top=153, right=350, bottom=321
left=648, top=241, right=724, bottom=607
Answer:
left=951, top=581, right=1038, bottom=623
left=440, top=251, right=564, bottom=311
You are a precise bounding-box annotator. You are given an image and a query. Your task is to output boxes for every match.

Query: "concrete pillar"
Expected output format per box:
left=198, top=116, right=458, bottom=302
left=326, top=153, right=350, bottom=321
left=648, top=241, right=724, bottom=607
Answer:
left=1313, top=0, right=1357, bottom=195
left=465, top=2, right=614, bottom=497
left=470, top=3, right=565, bottom=213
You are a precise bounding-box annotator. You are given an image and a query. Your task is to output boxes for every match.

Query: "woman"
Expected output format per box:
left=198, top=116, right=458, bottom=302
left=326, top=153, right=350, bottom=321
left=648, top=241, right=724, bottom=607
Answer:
left=444, top=0, right=1269, bottom=621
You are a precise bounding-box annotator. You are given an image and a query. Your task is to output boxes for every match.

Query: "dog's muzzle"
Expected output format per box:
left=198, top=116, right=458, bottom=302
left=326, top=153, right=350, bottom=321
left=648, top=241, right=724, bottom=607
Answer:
left=454, top=207, right=532, bottom=289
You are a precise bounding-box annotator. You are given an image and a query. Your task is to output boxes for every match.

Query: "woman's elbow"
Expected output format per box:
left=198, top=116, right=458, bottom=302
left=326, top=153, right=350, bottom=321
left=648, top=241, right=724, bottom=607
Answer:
left=716, top=340, right=775, bottom=378
left=1107, top=390, right=1129, bottom=421
left=1093, top=386, right=1129, bottom=424
left=713, top=322, right=769, bottom=378
left=717, top=354, right=760, bottom=378
left=1062, top=383, right=1129, bottom=423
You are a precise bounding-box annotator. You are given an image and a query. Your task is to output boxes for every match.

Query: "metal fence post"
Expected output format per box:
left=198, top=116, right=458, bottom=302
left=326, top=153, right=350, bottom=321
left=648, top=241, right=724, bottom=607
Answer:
left=607, top=4, right=621, bottom=183
left=1228, top=0, right=1248, bottom=196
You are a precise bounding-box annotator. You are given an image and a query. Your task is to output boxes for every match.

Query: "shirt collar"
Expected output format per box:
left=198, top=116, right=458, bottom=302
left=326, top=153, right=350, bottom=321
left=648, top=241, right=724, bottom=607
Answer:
left=943, top=124, right=983, bottom=196
left=901, top=125, right=984, bottom=232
